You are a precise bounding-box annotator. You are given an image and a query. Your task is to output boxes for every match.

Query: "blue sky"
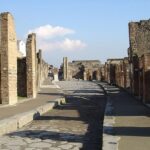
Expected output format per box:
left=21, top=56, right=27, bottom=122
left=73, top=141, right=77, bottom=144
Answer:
left=0, top=0, right=150, bottom=67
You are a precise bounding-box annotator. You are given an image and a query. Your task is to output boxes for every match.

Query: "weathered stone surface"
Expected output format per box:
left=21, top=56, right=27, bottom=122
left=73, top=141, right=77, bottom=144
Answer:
left=103, top=58, right=130, bottom=90
left=17, top=58, right=27, bottom=97
left=63, top=57, right=68, bottom=80
left=0, top=118, right=18, bottom=135
left=140, top=53, right=150, bottom=103
left=0, top=12, right=17, bottom=104
left=62, top=58, right=101, bottom=81
left=129, top=20, right=150, bottom=103
left=26, top=33, right=37, bottom=98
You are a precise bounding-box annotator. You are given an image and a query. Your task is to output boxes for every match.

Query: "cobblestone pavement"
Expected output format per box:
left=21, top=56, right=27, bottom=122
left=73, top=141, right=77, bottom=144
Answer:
left=0, top=81, right=106, bottom=150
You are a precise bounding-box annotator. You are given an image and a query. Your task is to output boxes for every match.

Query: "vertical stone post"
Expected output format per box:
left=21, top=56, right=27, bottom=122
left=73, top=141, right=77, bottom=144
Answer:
left=128, top=22, right=140, bottom=95
left=63, top=57, right=68, bottom=80
left=83, top=71, right=87, bottom=81
left=143, top=53, right=150, bottom=103
left=26, top=33, right=36, bottom=98
left=0, top=12, right=17, bottom=104
left=53, top=68, right=59, bottom=81
left=37, top=49, right=42, bottom=89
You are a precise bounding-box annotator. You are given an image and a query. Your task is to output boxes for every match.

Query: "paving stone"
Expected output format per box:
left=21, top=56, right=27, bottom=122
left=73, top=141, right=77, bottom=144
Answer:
left=0, top=81, right=106, bottom=150
left=29, top=142, right=52, bottom=148
left=49, top=147, right=61, bottom=150
left=58, top=144, right=73, bottom=149
left=5, top=145, right=21, bottom=150
left=25, top=148, right=35, bottom=150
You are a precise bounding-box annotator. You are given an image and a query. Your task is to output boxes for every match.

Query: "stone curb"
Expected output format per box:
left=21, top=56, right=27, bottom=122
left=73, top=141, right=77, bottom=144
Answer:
left=0, top=97, right=65, bottom=136
left=99, top=83, right=120, bottom=150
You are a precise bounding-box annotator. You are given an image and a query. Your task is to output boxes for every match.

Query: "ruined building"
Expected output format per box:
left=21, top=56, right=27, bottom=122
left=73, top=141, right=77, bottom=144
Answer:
left=62, top=57, right=101, bottom=81
left=129, top=20, right=150, bottom=103
left=103, top=58, right=130, bottom=89
left=0, top=12, right=50, bottom=105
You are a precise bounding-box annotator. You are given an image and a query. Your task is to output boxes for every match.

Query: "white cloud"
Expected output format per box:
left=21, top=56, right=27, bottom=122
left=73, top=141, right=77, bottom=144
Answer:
left=60, top=38, right=86, bottom=51
left=28, top=24, right=75, bottom=39
left=37, top=38, right=86, bottom=52
left=27, top=25, right=87, bottom=52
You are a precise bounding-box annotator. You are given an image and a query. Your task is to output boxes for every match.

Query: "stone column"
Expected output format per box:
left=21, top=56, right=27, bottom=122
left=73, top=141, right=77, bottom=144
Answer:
left=53, top=68, right=59, bottom=81
left=63, top=57, right=68, bottom=80
left=37, top=49, right=42, bottom=89
left=26, top=33, right=36, bottom=98
left=83, top=71, right=87, bottom=81
left=143, top=53, right=150, bottom=103
left=0, top=12, right=17, bottom=104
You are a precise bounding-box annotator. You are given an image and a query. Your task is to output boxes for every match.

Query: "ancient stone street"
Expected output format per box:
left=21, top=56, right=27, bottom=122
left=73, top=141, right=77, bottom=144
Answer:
left=1, top=2, right=150, bottom=150
left=0, top=81, right=106, bottom=150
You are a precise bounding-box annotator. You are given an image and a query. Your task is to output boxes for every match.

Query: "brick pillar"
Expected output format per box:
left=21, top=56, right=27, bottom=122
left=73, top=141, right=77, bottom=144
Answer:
left=63, top=57, right=68, bottom=80
left=0, top=12, right=17, bottom=105
left=143, top=53, right=150, bottom=103
left=83, top=71, right=87, bottom=81
left=132, top=55, right=139, bottom=96
left=37, top=49, right=42, bottom=89
left=26, top=33, right=36, bottom=98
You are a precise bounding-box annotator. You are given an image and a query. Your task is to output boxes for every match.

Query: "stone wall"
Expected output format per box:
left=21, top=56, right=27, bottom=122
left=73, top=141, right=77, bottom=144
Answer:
left=0, top=12, right=50, bottom=104
left=63, top=58, right=101, bottom=81
left=103, top=58, right=130, bottom=89
left=129, top=20, right=150, bottom=58
left=17, top=58, right=27, bottom=97
left=0, top=12, right=17, bottom=104
left=40, top=59, right=49, bottom=84
left=129, top=19, right=150, bottom=103
left=139, top=53, right=150, bottom=103
left=26, top=34, right=49, bottom=98
left=104, top=59, right=123, bottom=84
left=36, top=50, right=49, bottom=89
left=123, top=57, right=130, bottom=89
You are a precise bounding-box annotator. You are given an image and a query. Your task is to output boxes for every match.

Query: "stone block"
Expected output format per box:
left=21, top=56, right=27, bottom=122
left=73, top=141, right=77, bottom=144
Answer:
left=0, top=119, right=18, bottom=136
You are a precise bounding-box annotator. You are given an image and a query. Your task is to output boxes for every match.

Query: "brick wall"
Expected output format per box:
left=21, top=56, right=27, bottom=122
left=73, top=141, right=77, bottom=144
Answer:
left=142, top=53, right=150, bottom=103
left=65, top=59, right=101, bottom=81
left=17, top=58, right=27, bottom=97
left=0, top=12, right=17, bottom=104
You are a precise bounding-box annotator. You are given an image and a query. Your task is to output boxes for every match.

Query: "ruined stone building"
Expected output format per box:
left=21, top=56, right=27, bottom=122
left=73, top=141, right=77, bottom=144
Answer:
left=0, top=12, right=50, bottom=105
left=62, top=57, right=102, bottom=81
left=103, top=58, right=130, bottom=89
left=128, top=20, right=150, bottom=103
left=101, top=19, right=150, bottom=104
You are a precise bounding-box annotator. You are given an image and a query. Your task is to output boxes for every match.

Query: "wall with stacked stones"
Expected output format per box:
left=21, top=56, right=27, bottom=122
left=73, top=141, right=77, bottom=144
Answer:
left=0, top=12, right=17, bottom=104
left=129, top=19, right=150, bottom=103
left=17, top=58, right=27, bottom=97
left=0, top=12, right=50, bottom=105
left=64, top=59, right=101, bottom=81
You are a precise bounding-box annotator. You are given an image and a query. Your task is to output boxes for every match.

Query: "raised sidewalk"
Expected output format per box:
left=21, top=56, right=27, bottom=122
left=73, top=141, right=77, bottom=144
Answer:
left=0, top=79, right=65, bottom=136
left=100, top=82, right=150, bottom=150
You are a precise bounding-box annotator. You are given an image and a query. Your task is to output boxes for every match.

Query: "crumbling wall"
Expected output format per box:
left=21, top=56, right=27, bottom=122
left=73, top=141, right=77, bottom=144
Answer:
left=141, top=53, right=150, bottom=103
left=129, top=20, right=150, bottom=58
left=123, top=58, right=130, bottom=89
left=129, top=20, right=150, bottom=96
left=40, top=59, right=49, bottom=84
left=66, top=59, right=101, bottom=81
left=17, top=58, right=27, bottom=97
left=0, top=12, right=50, bottom=105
